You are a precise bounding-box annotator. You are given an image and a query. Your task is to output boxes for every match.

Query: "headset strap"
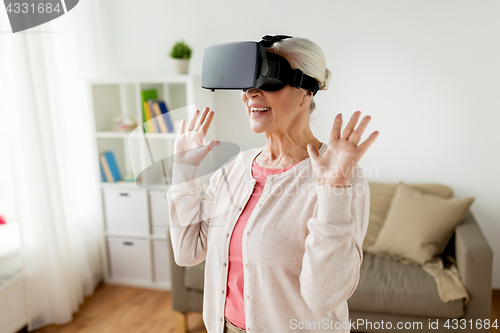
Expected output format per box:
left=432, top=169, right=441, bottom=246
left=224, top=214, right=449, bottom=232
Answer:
left=291, top=69, right=319, bottom=95
left=265, top=47, right=320, bottom=95
left=260, top=35, right=293, bottom=47
left=260, top=35, right=320, bottom=95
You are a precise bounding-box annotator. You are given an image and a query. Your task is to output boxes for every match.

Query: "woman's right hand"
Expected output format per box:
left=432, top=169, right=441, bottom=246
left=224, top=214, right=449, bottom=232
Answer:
left=174, top=107, right=220, bottom=165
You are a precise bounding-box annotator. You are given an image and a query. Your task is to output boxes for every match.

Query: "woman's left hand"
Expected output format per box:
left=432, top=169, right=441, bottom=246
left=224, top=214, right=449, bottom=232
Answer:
left=307, top=111, right=379, bottom=187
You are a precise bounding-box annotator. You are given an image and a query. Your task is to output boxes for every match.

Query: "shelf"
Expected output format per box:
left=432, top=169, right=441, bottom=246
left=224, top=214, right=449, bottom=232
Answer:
left=143, top=183, right=170, bottom=191
left=100, top=181, right=143, bottom=189
left=104, top=232, right=149, bottom=239
left=104, top=232, right=168, bottom=241
left=96, top=131, right=178, bottom=139
left=88, top=75, right=193, bottom=85
left=150, top=235, right=168, bottom=240
left=99, top=180, right=171, bottom=191
left=91, top=75, right=213, bottom=291
left=149, top=133, right=178, bottom=139
left=96, top=131, right=132, bottom=138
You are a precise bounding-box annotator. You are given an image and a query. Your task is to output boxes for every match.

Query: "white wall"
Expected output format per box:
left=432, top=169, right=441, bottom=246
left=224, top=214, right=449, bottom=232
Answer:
left=100, top=0, right=500, bottom=288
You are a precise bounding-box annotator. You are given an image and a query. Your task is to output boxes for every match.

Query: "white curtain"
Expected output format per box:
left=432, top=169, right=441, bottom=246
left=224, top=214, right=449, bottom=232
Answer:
left=0, top=1, right=112, bottom=330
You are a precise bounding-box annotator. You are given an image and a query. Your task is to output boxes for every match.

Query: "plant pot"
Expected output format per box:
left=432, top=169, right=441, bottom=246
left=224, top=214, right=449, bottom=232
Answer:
left=172, top=59, right=190, bottom=75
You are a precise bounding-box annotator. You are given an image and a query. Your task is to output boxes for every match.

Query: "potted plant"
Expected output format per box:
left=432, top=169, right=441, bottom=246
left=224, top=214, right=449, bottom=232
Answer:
left=169, top=40, right=192, bottom=75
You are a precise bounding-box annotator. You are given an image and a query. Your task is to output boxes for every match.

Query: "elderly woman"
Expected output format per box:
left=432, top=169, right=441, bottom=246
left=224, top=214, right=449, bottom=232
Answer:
left=167, top=35, right=379, bottom=333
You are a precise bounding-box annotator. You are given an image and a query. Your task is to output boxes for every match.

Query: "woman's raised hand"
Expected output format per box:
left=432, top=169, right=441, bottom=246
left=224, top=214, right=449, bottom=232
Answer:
left=307, top=111, right=379, bottom=187
left=174, top=107, right=220, bottom=165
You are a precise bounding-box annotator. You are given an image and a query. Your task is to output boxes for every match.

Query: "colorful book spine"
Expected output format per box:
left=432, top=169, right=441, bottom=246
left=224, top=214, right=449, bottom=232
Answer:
left=140, top=89, right=158, bottom=133
left=158, top=101, right=174, bottom=132
left=99, top=161, right=107, bottom=182
left=152, top=101, right=168, bottom=133
left=143, top=101, right=154, bottom=133
left=141, top=106, right=148, bottom=133
left=104, top=151, right=122, bottom=182
left=147, top=99, right=161, bottom=133
left=99, top=154, right=113, bottom=182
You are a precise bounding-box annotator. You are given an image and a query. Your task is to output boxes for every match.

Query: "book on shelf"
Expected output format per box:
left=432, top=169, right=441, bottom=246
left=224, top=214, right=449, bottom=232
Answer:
left=140, top=89, right=158, bottom=133
left=149, top=99, right=174, bottom=133
left=147, top=99, right=161, bottom=133
left=157, top=100, right=174, bottom=133
left=99, top=151, right=122, bottom=182
left=143, top=100, right=156, bottom=133
left=140, top=89, right=175, bottom=134
left=151, top=100, right=168, bottom=133
left=99, top=157, right=108, bottom=182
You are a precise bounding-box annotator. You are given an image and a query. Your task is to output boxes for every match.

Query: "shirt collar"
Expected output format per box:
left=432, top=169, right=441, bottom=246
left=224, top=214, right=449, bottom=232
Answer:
left=244, top=142, right=326, bottom=186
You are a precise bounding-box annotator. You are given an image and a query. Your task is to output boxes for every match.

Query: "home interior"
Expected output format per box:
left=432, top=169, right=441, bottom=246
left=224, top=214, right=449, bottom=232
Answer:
left=0, top=0, right=499, bottom=333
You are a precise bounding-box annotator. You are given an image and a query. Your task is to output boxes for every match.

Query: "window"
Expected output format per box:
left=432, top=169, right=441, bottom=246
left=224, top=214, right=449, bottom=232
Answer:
left=0, top=96, right=21, bottom=257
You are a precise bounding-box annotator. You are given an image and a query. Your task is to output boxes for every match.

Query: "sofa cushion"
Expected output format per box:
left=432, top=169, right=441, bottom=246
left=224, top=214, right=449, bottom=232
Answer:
left=184, top=261, right=205, bottom=292
left=363, top=182, right=455, bottom=250
left=363, top=182, right=398, bottom=250
left=367, top=182, right=474, bottom=264
left=348, top=252, right=464, bottom=318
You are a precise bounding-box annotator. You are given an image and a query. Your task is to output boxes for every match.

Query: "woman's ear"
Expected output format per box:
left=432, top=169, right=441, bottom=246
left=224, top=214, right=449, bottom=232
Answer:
left=300, top=90, right=313, bottom=108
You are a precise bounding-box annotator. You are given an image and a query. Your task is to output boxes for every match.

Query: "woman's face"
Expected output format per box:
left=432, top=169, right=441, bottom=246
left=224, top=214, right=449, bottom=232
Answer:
left=241, top=85, right=313, bottom=134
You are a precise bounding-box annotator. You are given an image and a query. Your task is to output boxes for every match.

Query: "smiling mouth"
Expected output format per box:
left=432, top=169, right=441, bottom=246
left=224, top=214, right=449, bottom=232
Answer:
left=251, top=107, right=271, bottom=114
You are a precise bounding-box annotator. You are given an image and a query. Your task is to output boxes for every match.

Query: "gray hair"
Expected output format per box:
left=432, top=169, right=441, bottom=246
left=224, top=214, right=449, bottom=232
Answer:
left=265, top=37, right=331, bottom=113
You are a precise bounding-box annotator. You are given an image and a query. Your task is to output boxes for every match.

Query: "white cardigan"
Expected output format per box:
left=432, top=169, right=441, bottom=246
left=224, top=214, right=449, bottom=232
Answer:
left=167, top=142, right=370, bottom=333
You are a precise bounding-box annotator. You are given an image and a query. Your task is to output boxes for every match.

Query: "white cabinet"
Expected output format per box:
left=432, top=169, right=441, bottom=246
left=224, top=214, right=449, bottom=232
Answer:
left=89, top=75, right=214, bottom=290
left=149, top=190, right=170, bottom=237
left=152, top=239, right=171, bottom=286
left=103, top=188, right=149, bottom=235
left=107, top=237, right=151, bottom=282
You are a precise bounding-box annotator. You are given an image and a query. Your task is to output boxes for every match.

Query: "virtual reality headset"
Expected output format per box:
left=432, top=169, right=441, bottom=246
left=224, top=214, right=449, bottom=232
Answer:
left=201, top=35, right=320, bottom=95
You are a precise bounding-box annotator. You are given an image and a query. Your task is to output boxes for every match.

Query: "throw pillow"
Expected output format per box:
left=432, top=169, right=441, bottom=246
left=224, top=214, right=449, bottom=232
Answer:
left=363, top=182, right=454, bottom=250
left=366, top=182, right=475, bottom=264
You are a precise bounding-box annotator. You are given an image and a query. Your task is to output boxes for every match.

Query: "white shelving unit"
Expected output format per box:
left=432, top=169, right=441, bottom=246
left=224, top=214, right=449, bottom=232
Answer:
left=88, top=75, right=214, bottom=290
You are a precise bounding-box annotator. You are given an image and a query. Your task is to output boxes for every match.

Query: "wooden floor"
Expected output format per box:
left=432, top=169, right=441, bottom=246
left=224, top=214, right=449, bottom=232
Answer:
left=492, top=290, right=500, bottom=331
left=33, top=283, right=206, bottom=333
left=32, top=285, right=500, bottom=333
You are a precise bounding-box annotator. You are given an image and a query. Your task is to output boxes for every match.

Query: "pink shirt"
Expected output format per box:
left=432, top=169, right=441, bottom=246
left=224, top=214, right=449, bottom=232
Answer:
left=224, top=159, right=299, bottom=329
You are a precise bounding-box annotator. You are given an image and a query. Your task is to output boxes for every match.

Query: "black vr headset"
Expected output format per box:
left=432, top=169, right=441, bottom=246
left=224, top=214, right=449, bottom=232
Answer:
left=201, top=35, right=320, bottom=95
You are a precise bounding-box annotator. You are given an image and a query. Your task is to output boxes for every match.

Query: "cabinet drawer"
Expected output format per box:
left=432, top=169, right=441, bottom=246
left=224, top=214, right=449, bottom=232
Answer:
left=152, top=226, right=168, bottom=237
left=149, top=191, right=169, bottom=227
left=103, top=189, right=149, bottom=235
left=152, top=240, right=171, bottom=285
left=106, top=237, right=151, bottom=282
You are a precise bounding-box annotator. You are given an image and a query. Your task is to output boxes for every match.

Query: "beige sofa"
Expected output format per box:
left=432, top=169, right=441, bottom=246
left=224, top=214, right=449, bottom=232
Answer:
left=348, top=210, right=492, bottom=332
left=167, top=182, right=493, bottom=333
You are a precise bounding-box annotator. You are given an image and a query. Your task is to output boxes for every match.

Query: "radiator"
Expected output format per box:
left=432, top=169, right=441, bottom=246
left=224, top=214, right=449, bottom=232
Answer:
left=0, top=274, right=27, bottom=333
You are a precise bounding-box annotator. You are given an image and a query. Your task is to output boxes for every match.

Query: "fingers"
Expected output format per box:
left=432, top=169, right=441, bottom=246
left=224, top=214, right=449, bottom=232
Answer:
left=187, top=109, right=199, bottom=131
left=200, top=109, right=215, bottom=137
left=194, top=107, right=210, bottom=131
left=342, top=111, right=361, bottom=139
left=206, top=140, right=221, bottom=152
left=179, top=119, right=186, bottom=135
left=330, top=113, right=343, bottom=141
left=307, top=144, right=321, bottom=163
left=185, top=107, right=213, bottom=135
left=358, top=131, right=380, bottom=154
left=348, top=115, right=372, bottom=145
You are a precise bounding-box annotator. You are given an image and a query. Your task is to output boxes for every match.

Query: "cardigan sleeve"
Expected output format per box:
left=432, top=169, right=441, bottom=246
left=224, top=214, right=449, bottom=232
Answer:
left=299, top=170, right=370, bottom=315
left=166, top=162, right=221, bottom=267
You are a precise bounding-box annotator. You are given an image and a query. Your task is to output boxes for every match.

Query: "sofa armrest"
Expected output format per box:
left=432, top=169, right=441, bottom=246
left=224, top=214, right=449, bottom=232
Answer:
left=455, top=210, right=493, bottom=321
